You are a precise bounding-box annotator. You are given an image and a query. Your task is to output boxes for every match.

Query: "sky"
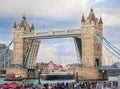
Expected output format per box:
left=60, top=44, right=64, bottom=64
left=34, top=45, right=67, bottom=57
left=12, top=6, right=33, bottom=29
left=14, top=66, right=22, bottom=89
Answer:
left=0, top=0, right=120, bottom=64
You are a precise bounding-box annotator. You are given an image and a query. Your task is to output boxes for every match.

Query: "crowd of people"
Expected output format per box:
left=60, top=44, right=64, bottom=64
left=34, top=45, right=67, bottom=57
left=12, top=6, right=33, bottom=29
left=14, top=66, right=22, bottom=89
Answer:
left=39, top=81, right=118, bottom=89
left=20, top=81, right=118, bottom=89
left=0, top=81, right=118, bottom=89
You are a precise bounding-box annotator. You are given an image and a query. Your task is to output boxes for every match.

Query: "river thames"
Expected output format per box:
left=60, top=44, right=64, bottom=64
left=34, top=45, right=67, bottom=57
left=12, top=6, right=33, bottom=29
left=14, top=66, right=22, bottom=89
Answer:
left=0, top=76, right=118, bottom=84
left=0, top=78, right=38, bottom=84
left=0, top=78, right=76, bottom=84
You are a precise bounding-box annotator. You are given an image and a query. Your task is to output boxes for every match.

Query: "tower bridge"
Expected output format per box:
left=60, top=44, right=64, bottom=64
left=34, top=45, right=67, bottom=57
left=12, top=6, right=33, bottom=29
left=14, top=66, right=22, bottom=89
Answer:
left=4, top=8, right=110, bottom=80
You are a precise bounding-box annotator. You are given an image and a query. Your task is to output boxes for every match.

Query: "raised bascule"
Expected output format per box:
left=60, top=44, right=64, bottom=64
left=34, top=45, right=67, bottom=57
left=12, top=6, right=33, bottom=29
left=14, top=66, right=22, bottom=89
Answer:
left=4, top=8, right=109, bottom=80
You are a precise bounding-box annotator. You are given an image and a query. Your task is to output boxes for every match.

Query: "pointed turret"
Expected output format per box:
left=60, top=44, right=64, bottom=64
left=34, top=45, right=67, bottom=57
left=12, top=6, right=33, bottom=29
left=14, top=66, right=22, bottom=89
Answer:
left=99, top=17, right=103, bottom=24
left=13, top=22, right=17, bottom=28
left=81, top=14, right=85, bottom=22
left=20, top=14, right=28, bottom=27
left=31, top=23, right=34, bottom=30
left=87, top=8, right=96, bottom=21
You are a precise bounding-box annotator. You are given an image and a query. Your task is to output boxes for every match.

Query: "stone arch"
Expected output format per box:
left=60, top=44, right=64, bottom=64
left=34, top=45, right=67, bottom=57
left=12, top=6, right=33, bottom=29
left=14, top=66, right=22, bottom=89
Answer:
left=95, top=58, right=100, bottom=67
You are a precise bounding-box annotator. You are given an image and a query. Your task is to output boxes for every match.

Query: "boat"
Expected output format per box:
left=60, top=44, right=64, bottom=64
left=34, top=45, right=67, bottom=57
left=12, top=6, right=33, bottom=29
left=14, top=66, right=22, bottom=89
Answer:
left=41, top=71, right=75, bottom=80
left=4, top=73, right=23, bottom=81
left=4, top=77, right=23, bottom=81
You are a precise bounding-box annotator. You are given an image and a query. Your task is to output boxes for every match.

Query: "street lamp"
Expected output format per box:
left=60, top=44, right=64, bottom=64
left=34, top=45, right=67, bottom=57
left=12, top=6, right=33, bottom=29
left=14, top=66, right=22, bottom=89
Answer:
left=38, top=68, right=42, bottom=84
left=102, top=70, right=104, bottom=80
left=75, top=70, right=78, bottom=82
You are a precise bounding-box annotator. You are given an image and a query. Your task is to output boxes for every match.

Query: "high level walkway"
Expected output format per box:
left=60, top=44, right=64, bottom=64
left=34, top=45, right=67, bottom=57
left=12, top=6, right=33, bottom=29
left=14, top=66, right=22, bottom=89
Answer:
left=23, top=29, right=81, bottom=39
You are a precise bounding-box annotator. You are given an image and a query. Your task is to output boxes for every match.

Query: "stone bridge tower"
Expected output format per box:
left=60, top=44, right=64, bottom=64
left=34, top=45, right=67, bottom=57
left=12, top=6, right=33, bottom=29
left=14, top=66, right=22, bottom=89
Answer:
left=13, top=15, right=34, bottom=66
left=6, top=15, right=40, bottom=78
left=77, top=8, right=108, bottom=80
left=81, top=8, right=103, bottom=68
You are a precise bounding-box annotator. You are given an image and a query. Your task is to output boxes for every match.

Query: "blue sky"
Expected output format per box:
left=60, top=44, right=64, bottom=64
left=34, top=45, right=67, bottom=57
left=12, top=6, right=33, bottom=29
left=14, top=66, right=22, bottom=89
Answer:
left=0, top=0, right=120, bottom=64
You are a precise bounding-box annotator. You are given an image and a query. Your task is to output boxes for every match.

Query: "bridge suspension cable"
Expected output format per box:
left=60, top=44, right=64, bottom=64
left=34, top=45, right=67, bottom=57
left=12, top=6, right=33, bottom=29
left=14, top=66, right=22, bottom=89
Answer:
left=103, top=37, right=120, bottom=54
left=94, top=34, right=120, bottom=59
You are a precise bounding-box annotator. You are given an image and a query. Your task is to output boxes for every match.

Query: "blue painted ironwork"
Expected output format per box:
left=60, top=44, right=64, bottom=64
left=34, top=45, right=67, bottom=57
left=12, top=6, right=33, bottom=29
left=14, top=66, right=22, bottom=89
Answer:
left=94, top=34, right=120, bottom=59
left=103, top=39, right=120, bottom=59
left=23, top=39, right=35, bottom=68
left=27, top=69, right=35, bottom=75
left=103, top=37, right=120, bottom=52
left=103, top=37, right=120, bottom=55
left=0, top=41, right=13, bottom=60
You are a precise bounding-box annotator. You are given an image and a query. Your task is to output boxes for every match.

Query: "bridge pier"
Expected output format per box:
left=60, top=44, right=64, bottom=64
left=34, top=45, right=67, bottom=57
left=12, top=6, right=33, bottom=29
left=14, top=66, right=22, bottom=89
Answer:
left=6, top=68, right=40, bottom=78
left=77, top=68, right=108, bottom=81
left=6, top=68, right=27, bottom=78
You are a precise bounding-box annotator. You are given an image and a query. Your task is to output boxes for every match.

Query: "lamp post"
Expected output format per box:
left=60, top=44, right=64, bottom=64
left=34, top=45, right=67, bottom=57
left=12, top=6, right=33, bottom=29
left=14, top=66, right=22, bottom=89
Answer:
left=102, top=70, right=104, bottom=80
left=38, top=68, right=42, bottom=84
left=75, top=70, right=78, bottom=83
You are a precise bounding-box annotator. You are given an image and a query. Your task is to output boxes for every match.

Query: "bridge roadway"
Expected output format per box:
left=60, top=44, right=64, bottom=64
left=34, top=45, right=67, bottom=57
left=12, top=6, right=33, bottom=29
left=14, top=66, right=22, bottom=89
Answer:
left=23, top=29, right=81, bottom=39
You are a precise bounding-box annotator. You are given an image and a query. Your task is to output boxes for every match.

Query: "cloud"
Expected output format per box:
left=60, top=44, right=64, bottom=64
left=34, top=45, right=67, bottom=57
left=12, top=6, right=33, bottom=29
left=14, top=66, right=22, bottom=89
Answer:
left=0, top=0, right=120, bottom=26
left=0, top=0, right=101, bottom=19
left=102, top=13, right=120, bottom=26
left=36, top=38, right=78, bottom=64
left=37, top=42, right=57, bottom=61
left=0, top=0, right=81, bottom=19
left=94, top=0, right=107, bottom=3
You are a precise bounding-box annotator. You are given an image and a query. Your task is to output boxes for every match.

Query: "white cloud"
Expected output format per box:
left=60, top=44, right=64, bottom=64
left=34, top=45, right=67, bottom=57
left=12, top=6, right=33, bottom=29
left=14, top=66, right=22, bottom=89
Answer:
left=94, top=0, right=107, bottom=3
left=37, top=43, right=57, bottom=62
left=0, top=0, right=119, bottom=26
left=102, top=13, right=120, bottom=26
left=0, top=0, right=94, bottom=19
left=0, top=0, right=107, bottom=15
left=0, top=0, right=120, bottom=25
left=36, top=39, right=78, bottom=64
left=64, top=39, right=76, bottom=55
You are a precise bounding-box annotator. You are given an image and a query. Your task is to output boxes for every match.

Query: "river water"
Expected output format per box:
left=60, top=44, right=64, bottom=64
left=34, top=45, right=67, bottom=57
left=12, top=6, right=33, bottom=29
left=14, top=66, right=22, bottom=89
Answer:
left=0, top=78, right=38, bottom=84
left=0, top=76, right=118, bottom=84
left=0, top=78, right=75, bottom=84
